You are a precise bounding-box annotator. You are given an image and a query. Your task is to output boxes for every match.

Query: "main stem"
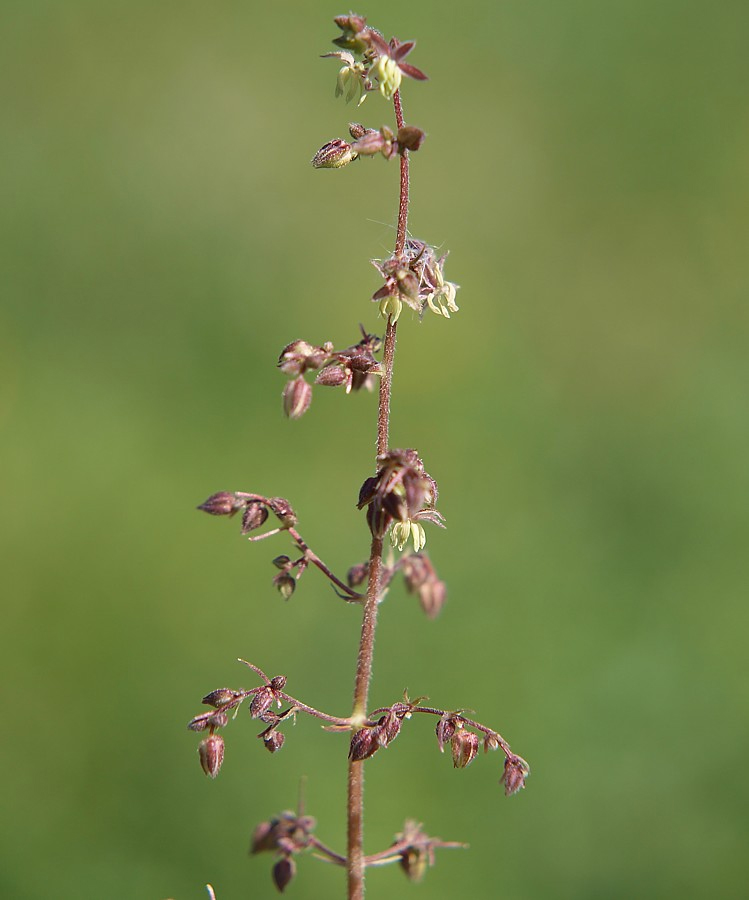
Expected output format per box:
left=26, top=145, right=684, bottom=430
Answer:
left=347, top=88, right=410, bottom=900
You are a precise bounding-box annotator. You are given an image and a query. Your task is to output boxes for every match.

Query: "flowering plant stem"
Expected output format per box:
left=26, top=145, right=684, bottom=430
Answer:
left=347, top=86, right=408, bottom=900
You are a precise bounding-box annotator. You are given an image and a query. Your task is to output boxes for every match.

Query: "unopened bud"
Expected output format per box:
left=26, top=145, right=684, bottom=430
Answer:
left=311, top=138, right=356, bottom=169
left=198, top=733, right=225, bottom=778
left=250, top=686, right=276, bottom=719
left=436, top=715, right=457, bottom=752
left=399, top=846, right=428, bottom=883
left=501, top=754, right=530, bottom=796
left=250, top=819, right=276, bottom=854
left=202, top=688, right=240, bottom=708
left=197, top=492, right=240, bottom=516
left=451, top=729, right=479, bottom=768
left=348, top=122, right=368, bottom=139
left=418, top=577, right=446, bottom=619
left=263, top=730, right=286, bottom=753
left=272, top=856, right=296, bottom=893
left=315, top=364, right=348, bottom=387
left=484, top=733, right=501, bottom=753
left=277, top=339, right=330, bottom=375
left=270, top=675, right=287, bottom=691
left=397, top=125, right=426, bottom=153
left=351, top=130, right=387, bottom=157
left=347, top=562, right=369, bottom=588
left=273, top=572, right=296, bottom=601
left=282, top=376, right=312, bottom=419
left=349, top=727, right=380, bottom=761
left=268, top=497, right=297, bottom=527
left=272, top=555, right=291, bottom=569
left=241, top=502, right=269, bottom=535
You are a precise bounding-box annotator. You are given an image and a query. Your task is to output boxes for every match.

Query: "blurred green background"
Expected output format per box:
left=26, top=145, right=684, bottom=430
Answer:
left=3, top=1, right=748, bottom=897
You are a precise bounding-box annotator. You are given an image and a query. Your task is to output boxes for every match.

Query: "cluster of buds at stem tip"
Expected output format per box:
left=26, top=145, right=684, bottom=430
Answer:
left=322, top=15, right=427, bottom=105
left=278, top=327, right=382, bottom=419
left=372, top=238, right=460, bottom=323
left=312, top=122, right=426, bottom=169
left=357, top=448, right=445, bottom=553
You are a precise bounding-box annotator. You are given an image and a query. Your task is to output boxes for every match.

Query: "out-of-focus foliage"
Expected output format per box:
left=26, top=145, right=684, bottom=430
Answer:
left=2, top=1, right=748, bottom=898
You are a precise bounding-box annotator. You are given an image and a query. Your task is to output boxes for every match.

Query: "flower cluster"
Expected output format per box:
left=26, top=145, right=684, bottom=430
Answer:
left=251, top=810, right=319, bottom=893
left=323, top=15, right=427, bottom=105
left=357, top=448, right=445, bottom=552
left=278, top=329, right=382, bottom=419
left=371, top=238, right=459, bottom=323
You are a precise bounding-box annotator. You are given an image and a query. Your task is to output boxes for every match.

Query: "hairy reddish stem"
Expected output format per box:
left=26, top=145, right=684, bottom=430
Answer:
left=347, top=86, right=410, bottom=900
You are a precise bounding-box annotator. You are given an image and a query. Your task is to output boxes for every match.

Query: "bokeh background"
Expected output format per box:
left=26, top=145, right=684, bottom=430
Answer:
left=3, top=1, right=748, bottom=897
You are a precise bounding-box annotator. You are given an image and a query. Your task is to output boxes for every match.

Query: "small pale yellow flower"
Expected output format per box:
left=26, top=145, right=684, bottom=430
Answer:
left=379, top=294, right=403, bottom=323
left=372, top=55, right=402, bottom=100
left=391, top=519, right=427, bottom=553
left=426, top=280, right=459, bottom=318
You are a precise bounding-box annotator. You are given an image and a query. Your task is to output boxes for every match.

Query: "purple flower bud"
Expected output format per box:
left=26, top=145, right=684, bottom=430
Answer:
left=347, top=562, right=369, bottom=588
left=197, top=492, right=241, bottom=516
left=198, top=733, right=225, bottom=778
left=201, top=688, right=240, bottom=708
left=451, top=729, right=479, bottom=768
left=397, top=125, right=426, bottom=153
left=268, top=497, right=297, bottom=527
left=250, top=687, right=275, bottom=719
left=315, top=364, right=348, bottom=387
left=241, top=502, right=269, bottom=535
left=273, top=572, right=296, bottom=600
left=311, top=138, right=355, bottom=169
left=263, top=730, right=285, bottom=753
left=501, top=754, right=530, bottom=796
left=435, top=715, right=457, bottom=752
left=282, top=377, right=312, bottom=420
left=349, top=727, right=380, bottom=761
left=418, top=577, right=446, bottom=619
left=272, top=856, right=296, bottom=893
left=270, top=675, right=287, bottom=691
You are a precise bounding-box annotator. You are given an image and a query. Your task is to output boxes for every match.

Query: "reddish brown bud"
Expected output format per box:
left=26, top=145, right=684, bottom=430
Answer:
left=348, top=122, right=369, bottom=139
left=315, top=364, right=348, bottom=387
left=311, top=138, right=355, bottom=169
left=202, top=688, right=241, bottom=708
left=250, top=687, right=276, bottom=719
left=282, top=377, right=312, bottom=420
left=272, top=856, right=296, bottom=893
left=241, top=502, right=269, bottom=535
left=399, top=846, right=428, bottom=883
left=198, top=733, right=225, bottom=778
left=397, top=125, right=426, bottom=152
left=451, top=729, right=479, bottom=768
left=197, top=492, right=241, bottom=516
left=187, top=712, right=215, bottom=732
left=268, top=497, right=297, bottom=527
left=277, top=340, right=330, bottom=375
left=484, top=733, right=501, bottom=753
left=270, top=675, right=287, bottom=691
left=273, top=572, right=296, bottom=600
left=418, top=577, right=446, bottom=619
left=349, top=727, right=380, bottom=761
left=251, top=819, right=276, bottom=854
left=263, top=730, right=286, bottom=753
left=347, top=562, right=369, bottom=588
left=436, top=715, right=457, bottom=752
left=272, top=555, right=291, bottom=569
left=501, top=754, right=530, bottom=796
left=376, top=709, right=402, bottom=746
left=351, top=130, right=388, bottom=157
